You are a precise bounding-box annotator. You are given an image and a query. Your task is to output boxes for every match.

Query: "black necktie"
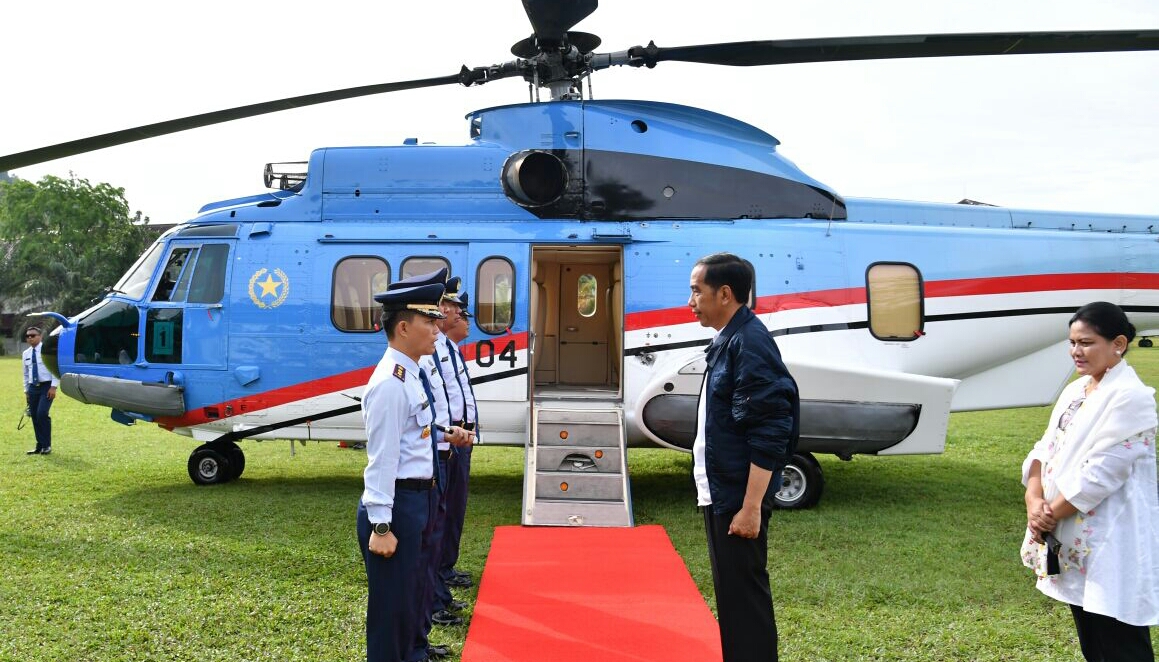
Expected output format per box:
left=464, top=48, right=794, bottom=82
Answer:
left=431, top=349, right=452, bottom=423
left=457, top=346, right=478, bottom=429
left=446, top=339, right=468, bottom=423
left=416, top=367, right=446, bottom=491
left=31, top=348, right=40, bottom=383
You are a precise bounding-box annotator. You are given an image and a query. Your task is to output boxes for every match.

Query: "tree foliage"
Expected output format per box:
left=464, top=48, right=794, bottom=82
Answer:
left=0, top=174, right=152, bottom=318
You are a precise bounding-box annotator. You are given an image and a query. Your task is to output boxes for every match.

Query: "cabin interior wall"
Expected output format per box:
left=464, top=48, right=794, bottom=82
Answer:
left=534, top=262, right=560, bottom=385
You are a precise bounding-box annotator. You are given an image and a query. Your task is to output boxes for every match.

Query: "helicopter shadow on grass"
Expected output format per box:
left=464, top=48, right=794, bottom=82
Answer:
left=627, top=445, right=1023, bottom=518
left=95, top=460, right=527, bottom=548
left=96, top=473, right=367, bottom=549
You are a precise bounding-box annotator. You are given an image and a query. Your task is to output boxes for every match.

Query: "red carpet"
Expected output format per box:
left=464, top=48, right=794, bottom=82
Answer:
left=462, top=525, right=722, bottom=662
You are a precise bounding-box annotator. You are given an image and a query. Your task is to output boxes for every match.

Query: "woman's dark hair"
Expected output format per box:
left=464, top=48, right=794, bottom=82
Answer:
left=1070, top=301, right=1136, bottom=355
left=695, top=252, right=752, bottom=304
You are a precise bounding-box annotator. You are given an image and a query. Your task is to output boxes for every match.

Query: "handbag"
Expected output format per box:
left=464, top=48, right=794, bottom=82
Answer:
left=1020, top=528, right=1062, bottom=578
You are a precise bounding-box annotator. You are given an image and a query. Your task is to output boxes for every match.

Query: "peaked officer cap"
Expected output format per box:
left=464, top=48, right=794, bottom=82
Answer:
left=386, top=267, right=448, bottom=292
left=457, top=292, right=473, bottom=318
left=443, top=276, right=465, bottom=305
left=373, top=283, right=446, bottom=318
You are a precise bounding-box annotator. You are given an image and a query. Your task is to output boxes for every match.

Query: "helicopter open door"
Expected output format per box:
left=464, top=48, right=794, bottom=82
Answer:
left=524, top=246, right=631, bottom=526
left=529, top=246, right=623, bottom=398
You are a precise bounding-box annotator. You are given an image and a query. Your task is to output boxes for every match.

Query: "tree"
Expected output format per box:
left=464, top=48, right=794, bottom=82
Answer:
left=0, top=174, right=152, bottom=319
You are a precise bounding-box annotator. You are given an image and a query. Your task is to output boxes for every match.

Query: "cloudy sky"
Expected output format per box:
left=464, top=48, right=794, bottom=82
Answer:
left=3, top=0, right=1158, bottom=224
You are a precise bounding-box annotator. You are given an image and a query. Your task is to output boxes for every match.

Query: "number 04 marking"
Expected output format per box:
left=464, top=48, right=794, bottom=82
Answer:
left=475, top=340, right=517, bottom=368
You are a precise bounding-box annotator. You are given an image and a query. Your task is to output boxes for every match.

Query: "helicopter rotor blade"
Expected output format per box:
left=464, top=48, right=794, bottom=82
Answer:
left=0, top=74, right=462, bottom=172
left=622, top=29, right=1159, bottom=68
left=520, top=0, right=598, bottom=45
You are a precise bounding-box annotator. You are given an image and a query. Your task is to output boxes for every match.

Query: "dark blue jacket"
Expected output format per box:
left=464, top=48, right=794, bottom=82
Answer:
left=702, top=306, right=800, bottom=514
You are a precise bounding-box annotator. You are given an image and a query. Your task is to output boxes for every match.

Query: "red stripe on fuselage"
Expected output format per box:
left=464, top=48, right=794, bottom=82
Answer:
left=161, top=273, right=1157, bottom=428
left=160, top=331, right=529, bottom=428
left=625, top=272, right=1159, bottom=331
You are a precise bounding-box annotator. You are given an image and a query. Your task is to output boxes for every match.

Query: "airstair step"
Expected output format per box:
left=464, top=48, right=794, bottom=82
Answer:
left=535, top=419, right=620, bottom=447
left=535, top=447, right=622, bottom=473
left=525, top=404, right=632, bottom=527
left=524, top=499, right=633, bottom=527
left=535, top=471, right=624, bottom=500
left=535, top=409, right=621, bottom=425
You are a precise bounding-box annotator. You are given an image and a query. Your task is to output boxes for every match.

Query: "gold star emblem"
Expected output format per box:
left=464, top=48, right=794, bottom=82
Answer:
left=257, top=274, right=282, bottom=299
left=248, top=267, right=290, bottom=309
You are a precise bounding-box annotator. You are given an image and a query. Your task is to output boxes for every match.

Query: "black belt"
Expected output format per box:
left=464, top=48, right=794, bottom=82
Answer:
left=438, top=450, right=452, bottom=460
left=36, top=381, right=52, bottom=386
left=462, top=422, right=476, bottom=432
left=396, top=478, right=435, bottom=491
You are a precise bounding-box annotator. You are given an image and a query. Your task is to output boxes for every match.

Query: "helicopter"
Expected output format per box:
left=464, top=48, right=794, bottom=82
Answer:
left=4, top=1, right=1159, bottom=525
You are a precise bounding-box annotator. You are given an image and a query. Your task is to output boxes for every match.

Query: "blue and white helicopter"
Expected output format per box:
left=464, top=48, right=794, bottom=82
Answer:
left=5, top=0, right=1159, bottom=523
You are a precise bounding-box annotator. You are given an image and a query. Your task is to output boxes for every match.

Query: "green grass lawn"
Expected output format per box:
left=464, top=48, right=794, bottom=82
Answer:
left=2, top=349, right=1157, bottom=661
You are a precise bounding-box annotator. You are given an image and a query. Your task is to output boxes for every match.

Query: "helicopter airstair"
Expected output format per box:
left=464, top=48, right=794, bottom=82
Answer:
left=522, top=404, right=633, bottom=527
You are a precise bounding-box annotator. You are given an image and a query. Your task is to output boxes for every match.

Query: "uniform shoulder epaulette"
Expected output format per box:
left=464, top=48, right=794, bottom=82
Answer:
left=393, top=364, right=406, bottom=381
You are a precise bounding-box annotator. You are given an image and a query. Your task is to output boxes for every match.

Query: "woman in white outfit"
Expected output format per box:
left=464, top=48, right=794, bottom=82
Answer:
left=1022, top=301, right=1159, bottom=661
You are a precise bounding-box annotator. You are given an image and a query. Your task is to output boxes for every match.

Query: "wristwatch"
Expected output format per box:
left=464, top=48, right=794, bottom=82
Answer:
left=372, top=522, right=392, bottom=536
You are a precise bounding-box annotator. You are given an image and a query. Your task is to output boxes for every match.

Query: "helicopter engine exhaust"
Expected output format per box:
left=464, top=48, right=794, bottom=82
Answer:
left=502, top=150, right=568, bottom=207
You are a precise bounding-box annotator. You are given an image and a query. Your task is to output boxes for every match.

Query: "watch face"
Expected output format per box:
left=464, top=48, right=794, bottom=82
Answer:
left=373, top=522, right=391, bottom=535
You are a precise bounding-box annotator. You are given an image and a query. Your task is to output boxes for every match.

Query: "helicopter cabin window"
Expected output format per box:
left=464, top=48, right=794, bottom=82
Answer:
left=577, top=274, right=597, bottom=317
left=401, top=257, right=450, bottom=281
left=332, top=257, right=390, bottom=332
left=866, top=262, right=924, bottom=341
left=476, top=257, right=514, bottom=335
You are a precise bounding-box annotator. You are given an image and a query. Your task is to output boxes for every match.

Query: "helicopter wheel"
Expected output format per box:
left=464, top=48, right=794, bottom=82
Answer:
left=1140, top=337, right=1153, bottom=348
left=213, top=441, right=246, bottom=481
left=773, top=452, right=824, bottom=510
left=188, top=444, right=233, bottom=486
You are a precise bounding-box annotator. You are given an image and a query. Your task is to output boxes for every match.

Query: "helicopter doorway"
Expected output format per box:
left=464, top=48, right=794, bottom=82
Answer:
left=530, top=246, right=623, bottom=399
left=525, top=245, right=632, bottom=526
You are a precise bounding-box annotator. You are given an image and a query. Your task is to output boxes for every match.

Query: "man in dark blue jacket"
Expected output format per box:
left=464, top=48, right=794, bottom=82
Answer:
left=688, top=252, right=800, bottom=662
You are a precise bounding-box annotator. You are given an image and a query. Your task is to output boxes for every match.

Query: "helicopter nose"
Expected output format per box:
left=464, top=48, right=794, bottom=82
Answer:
left=42, top=328, right=61, bottom=378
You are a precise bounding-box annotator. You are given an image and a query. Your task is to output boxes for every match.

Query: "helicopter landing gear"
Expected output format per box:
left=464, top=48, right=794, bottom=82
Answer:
left=187, top=442, right=245, bottom=485
left=1140, top=337, right=1153, bottom=348
left=773, top=452, right=825, bottom=510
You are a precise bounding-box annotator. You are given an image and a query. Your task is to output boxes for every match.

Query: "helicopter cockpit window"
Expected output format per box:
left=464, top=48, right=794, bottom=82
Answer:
left=151, top=244, right=229, bottom=304
left=333, top=257, right=390, bottom=332
left=866, top=262, right=924, bottom=341
left=476, top=257, right=514, bottom=335
left=153, top=247, right=193, bottom=302
left=115, top=242, right=165, bottom=300
left=73, top=300, right=140, bottom=365
left=187, top=244, right=229, bottom=303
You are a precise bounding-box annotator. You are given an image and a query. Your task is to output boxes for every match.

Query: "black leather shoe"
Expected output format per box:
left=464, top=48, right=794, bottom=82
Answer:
left=446, top=574, right=473, bottom=588
left=427, top=644, right=450, bottom=658
left=446, top=600, right=468, bottom=612
left=431, top=609, right=463, bottom=626
left=26, top=449, right=40, bottom=455
left=40, top=447, right=51, bottom=455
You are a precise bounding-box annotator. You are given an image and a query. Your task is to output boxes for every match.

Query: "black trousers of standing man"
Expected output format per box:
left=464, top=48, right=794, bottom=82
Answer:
left=704, top=504, right=778, bottom=662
